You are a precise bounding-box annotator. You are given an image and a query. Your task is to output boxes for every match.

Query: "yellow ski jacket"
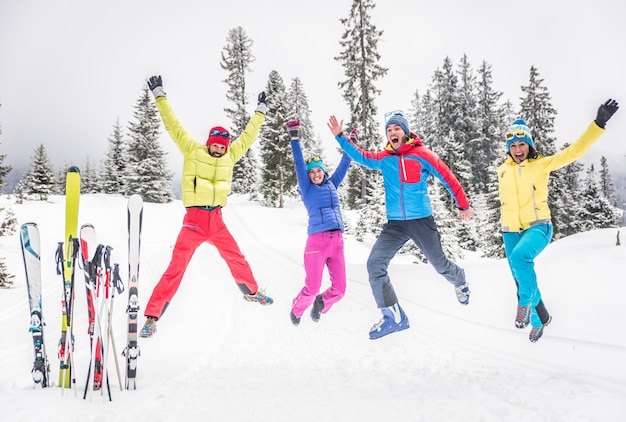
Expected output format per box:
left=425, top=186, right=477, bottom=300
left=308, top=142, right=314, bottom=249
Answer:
left=497, top=121, right=604, bottom=232
left=155, top=96, right=265, bottom=208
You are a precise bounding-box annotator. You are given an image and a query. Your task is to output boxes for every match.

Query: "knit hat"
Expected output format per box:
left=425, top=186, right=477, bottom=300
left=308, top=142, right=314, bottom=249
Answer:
left=305, top=157, right=326, bottom=173
left=385, top=114, right=410, bottom=137
left=505, top=119, right=534, bottom=150
left=206, top=126, right=230, bottom=149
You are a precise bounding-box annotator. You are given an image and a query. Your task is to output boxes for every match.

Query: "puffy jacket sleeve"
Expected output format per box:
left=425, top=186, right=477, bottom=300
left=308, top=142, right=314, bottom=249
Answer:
left=541, top=121, right=605, bottom=172
left=290, top=139, right=311, bottom=196
left=417, top=148, right=471, bottom=210
left=335, top=133, right=383, bottom=170
left=155, top=96, right=198, bottom=154
left=228, top=111, right=265, bottom=162
left=329, top=153, right=351, bottom=188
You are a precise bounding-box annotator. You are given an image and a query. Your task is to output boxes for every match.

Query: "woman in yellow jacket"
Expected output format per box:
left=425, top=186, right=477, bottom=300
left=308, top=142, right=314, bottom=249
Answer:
left=498, top=99, right=618, bottom=343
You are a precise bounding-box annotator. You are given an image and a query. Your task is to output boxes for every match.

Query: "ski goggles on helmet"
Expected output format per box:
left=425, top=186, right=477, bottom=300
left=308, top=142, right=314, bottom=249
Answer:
left=384, top=110, right=405, bottom=122
left=210, top=130, right=230, bottom=138
left=505, top=129, right=531, bottom=141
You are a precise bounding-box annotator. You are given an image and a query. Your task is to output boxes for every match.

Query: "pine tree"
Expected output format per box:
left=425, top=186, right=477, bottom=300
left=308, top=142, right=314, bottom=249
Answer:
left=286, top=77, right=323, bottom=160
left=0, top=109, right=12, bottom=191
left=576, top=164, right=620, bottom=231
left=599, top=156, right=617, bottom=206
left=56, top=163, right=70, bottom=195
left=100, top=118, right=128, bottom=194
left=519, top=66, right=557, bottom=155
left=0, top=206, right=17, bottom=236
left=551, top=143, right=584, bottom=238
left=81, top=156, right=99, bottom=194
left=353, top=172, right=385, bottom=242
left=336, top=0, right=388, bottom=206
left=221, top=26, right=258, bottom=195
left=0, top=256, right=15, bottom=289
left=413, top=89, right=440, bottom=153
left=13, top=178, right=26, bottom=204
left=126, top=86, right=173, bottom=203
left=21, top=144, right=57, bottom=201
left=455, top=54, right=480, bottom=197
left=429, top=57, right=461, bottom=157
left=473, top=60, right=504, bottom=194
left=258, top=70, right=295, bottom=208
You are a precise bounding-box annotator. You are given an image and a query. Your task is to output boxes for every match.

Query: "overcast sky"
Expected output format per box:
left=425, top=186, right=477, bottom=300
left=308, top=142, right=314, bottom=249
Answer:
left=1, top=0, right=625, bottom=179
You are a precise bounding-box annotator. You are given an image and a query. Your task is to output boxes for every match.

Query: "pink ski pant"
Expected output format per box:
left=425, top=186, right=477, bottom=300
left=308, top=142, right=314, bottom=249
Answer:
left=291, top=230, right=347, bottom=318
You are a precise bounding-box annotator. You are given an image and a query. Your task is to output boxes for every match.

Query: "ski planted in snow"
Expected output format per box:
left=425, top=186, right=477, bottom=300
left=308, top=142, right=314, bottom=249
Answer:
left=124, top=194, right=143, bottom=389
left=19, top=222, right=52, bottom=388
left=57, top=166, right=81, bottom=389
left=79, top=224, right=105, bottom=394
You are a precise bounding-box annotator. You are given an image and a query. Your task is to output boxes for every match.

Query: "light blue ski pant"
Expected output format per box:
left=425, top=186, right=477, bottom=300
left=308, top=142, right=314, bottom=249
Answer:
left=502, top=224, right=553, bottom=327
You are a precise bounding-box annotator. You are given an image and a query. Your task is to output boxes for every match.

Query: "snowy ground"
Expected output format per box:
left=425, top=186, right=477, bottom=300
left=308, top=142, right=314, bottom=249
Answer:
left=0, top=194, right=625, bottom=422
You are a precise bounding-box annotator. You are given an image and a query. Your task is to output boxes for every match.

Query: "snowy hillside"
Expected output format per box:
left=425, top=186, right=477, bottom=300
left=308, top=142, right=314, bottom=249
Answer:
left=0, top=194, right=625, bottom=422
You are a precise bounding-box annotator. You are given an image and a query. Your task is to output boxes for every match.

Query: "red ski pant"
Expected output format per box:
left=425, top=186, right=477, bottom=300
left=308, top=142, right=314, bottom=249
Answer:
left=144, top=207, right=259, bottom=319
left=291, top=230, right=347, bottom=318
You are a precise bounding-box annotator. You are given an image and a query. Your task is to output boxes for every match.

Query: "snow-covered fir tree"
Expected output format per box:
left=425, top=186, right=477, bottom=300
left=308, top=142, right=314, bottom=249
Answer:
left=455, top=54, right=480, bottom=196
left=0, top=206, right=17, bottom=236
left=0, top=256, right=14, bottom=288
left=429, top=57, right=461, bottom=157
left=353, top=171, right=385, bottom=242
left=408, top=89, right=426, bottom=140
left=56, top=163, right=70, bottom=195
left=126, top=86, right=173, bottom=203
left=13, top=178, right=26, bottom=203
left=576, top=164, right=621, bottom=231
left=336, top=0, right=387, bottom=207
left=258, top=70, right=296, bottom=208
left=81, top=156, right=99, bottom=194
left=221, top=26, right=258, bottom=196
left=286, top=77, right=322, bottom=160
left=472, top=60, right=504, bottom=194
left=437, top=128, right=477, bottom=251
left=100, top=118, right=128, bottom=194
left=599, top=156, right=617, bottom=206
left=0, top=114, right=11, bottom=191
left=414, top=89, right=437, bottom=144
left=550, top=142, right=584, bottom=239
left=519, top=66, right=557, bottom=155
left=20, top=144, right=56, bottom=201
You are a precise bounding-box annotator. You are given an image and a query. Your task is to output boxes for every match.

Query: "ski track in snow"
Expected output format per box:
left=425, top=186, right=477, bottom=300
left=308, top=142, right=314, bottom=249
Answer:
left=1, top=194, right=625, bottom=422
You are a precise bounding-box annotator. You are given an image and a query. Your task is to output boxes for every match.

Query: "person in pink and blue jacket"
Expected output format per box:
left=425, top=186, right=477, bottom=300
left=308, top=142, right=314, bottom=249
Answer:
left=327, top=112, right=473, bottom=340
left=285, top=119, right=352, bottom=326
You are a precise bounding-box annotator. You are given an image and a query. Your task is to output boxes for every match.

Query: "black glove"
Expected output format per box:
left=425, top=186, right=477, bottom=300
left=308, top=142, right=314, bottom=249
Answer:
left=595, top=98, right=619, bottom=128
left=147, top=75, right=166, bottom=99
left=256, top=91, right=268, bottom=114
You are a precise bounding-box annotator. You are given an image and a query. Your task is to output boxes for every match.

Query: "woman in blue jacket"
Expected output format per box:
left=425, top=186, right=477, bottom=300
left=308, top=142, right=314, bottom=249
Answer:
left=285, top=119, right=352, bottom=326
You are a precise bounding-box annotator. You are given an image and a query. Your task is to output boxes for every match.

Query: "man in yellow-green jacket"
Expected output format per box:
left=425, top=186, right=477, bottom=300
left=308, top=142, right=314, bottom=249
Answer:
left=498, top=99, right=619, bottom=343
left=140, top=75, right=272, bottom=338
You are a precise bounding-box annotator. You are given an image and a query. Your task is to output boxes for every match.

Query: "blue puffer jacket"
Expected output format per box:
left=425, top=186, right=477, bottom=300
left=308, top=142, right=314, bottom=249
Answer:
left=291, top=139, right=351, bottom=235
left=335, top=132, right=470, bottom=220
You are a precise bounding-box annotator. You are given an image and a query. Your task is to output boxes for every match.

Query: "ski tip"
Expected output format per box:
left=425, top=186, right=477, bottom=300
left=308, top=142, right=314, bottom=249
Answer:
left=67, top=166, right=80, bottom=174
left=128, top=194, right=144, bottom=205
